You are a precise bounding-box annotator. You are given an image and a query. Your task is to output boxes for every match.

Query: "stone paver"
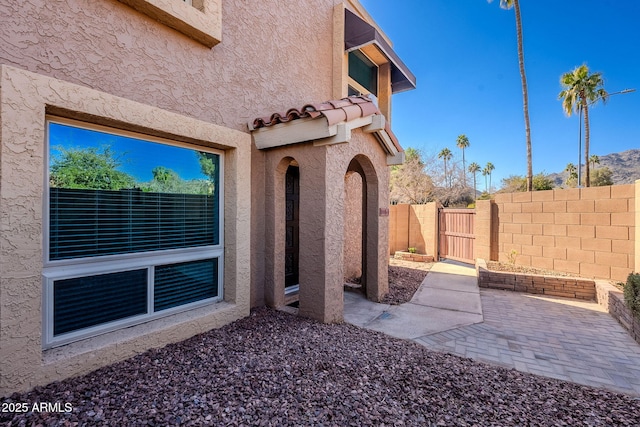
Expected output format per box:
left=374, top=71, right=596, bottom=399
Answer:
left=416, top=286, right=640, bottom=396
left=346, top=260, right=640, bottom=397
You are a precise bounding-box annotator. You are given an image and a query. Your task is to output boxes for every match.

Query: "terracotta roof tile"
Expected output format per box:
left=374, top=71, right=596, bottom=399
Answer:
left=250, top=95, right=403, bottom=154
left=251, top=95, right=377, bottom=129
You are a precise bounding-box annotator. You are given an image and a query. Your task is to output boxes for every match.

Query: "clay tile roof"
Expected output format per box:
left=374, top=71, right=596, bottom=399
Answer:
left=251, top=95, right=378, bottom=129
left=250, top=95, right=403, bottom=155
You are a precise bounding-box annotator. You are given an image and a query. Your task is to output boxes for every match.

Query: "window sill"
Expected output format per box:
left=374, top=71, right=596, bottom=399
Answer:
left=117, top=0, right=221, bottom=48
left=43, top=301, right=236, bottom=365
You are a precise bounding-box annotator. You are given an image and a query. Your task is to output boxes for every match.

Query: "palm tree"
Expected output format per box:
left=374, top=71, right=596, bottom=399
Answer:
left=438, top=148, right=453, bottom=188
left=456, top=134, right=470, bottom=186
left=558, top=64, right=608, bottom=187
left=589, top=154, right=600, bottom=171
left=485, top=162, right=495, bottom=192
left=468, top=162, right=480, bottom=199
left=482, top=168, right=489, bottom=192
left=489, top=0, right=533, bottom=191
left=565, top=162, right=577, bottom=187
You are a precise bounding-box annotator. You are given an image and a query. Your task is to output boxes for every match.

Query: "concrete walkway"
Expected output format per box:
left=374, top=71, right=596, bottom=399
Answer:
left=344, top=260, right=640, bottom=396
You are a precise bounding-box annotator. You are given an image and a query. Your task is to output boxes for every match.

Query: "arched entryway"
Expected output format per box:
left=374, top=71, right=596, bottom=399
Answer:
left=343, top=154, right=381, bottom=301
left=344, top=163, right=365, bottom=293
left=251, top=96, right=398, bottom=322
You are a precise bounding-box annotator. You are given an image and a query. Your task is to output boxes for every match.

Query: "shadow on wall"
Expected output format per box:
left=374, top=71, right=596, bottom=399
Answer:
left=344, top=171, right=363, bottom=282
left=409, top=207, right=426, bottom=254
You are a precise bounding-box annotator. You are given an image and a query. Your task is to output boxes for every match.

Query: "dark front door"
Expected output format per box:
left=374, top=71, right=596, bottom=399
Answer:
left=285, top=166, right=300, bottom=288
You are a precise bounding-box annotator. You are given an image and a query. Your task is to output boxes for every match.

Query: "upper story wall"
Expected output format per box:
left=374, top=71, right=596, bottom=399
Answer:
left=0, top=0, right=336, bottom=132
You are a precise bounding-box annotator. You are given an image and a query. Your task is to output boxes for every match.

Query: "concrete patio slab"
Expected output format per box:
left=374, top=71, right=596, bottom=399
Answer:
left=365, top=303, right=483, bottom=340
left=411, top=287, right=482, bottom=314
left=343, top=291, right=389, bottom=327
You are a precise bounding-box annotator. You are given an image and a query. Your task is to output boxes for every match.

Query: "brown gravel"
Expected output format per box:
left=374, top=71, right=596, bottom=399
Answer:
left=382, top=260, right=432, bottom=305
left=3, top=307, right=640, bottom=426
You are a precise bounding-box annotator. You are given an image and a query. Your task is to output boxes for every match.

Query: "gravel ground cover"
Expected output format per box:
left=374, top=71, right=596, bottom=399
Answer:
left=3, top=307, right=640, bottom=426
left=381, top=265, right=430, bottom=305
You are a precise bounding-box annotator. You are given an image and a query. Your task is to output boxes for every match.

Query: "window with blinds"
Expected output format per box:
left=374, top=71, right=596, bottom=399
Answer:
left=348, top=50, right=378, bottom=96
left=43, top=119, right=223, bottom=348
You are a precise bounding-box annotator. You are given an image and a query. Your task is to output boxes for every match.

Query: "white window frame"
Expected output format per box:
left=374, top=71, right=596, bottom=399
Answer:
left=42, top=117, right=225, bottom=348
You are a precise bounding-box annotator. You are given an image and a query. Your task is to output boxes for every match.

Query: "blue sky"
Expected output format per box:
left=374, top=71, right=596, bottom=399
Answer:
left=360, top=0, right=640, bottom=187
left=49, top=122, right=208, bottom=182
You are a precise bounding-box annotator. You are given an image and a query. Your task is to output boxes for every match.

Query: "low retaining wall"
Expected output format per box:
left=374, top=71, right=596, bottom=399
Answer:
left=601, top=283, right=640, bottom=345
left=476, top=259, right=596, bottom=300
left=393, top=251, right=434, bottom=263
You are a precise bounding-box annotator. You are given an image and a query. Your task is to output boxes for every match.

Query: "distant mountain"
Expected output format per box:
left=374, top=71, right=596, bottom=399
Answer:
left=547, top=149, right=640, bottom=187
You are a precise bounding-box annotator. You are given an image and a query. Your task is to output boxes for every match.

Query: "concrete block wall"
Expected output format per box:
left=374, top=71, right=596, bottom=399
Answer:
left=389, top=203, right=438, bottom=257
left=489, top=184, right=635, bottom=282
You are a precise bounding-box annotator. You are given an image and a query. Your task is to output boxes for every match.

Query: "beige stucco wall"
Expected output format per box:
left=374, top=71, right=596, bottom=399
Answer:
left=344, top=172, right=363, bottom=281
left=0, top=0, right=334, bottom=130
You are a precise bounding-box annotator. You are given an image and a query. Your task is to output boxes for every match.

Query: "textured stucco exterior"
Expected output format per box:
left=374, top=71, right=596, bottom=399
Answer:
left=344, top=172, right=364, bottom=281
left=1, top=0, right=404, bottom=394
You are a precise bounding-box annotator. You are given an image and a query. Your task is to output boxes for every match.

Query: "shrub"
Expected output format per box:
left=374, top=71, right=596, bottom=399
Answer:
left=408, top=247, right=417, bottom=254
left=624, top=273, right=640, bottom=318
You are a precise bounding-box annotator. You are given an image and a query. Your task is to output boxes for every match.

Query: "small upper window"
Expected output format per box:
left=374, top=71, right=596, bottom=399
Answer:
left=348, top=50, right=378, bottom=97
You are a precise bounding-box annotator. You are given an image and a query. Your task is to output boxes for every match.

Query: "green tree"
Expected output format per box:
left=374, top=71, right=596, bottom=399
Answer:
left=590, top=166, right=613, bottom=187
left=50, top=146, right=135, bottom=190
left=558, top=64, right=608, bottom=187
left=565, top=162, right=578, bottom=187
left=500, top=173, right=554, bottom=192
left=456, top=134, right=470, bottom=186
left=489, top=0, right=533, bottom=191
left=589, top=154, right=600, bottom=170
left=142, top=166, right=211, bottom=194
left=468, top=162, right=481, bottom=200
left=197, top=152, right=218, bottom=181
left=438, top=148, right=453, bottom=188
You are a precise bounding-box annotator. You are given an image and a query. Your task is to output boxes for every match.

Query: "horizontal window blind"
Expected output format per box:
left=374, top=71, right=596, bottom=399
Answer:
left=46, top=120, right=224, bottom=346
left=154, top=258, right=218, bottom=312
left=49, top=188, right=218, bottom=260
left=53, top=269, right=148, bottom=336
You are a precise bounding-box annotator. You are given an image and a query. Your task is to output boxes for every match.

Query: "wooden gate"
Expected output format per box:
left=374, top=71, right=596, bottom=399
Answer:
left=438, top=208, right=475, bottom=264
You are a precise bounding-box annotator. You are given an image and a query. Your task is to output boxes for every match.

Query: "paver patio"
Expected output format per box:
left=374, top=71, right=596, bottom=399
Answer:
left=346, top=260, right=640, bottom=396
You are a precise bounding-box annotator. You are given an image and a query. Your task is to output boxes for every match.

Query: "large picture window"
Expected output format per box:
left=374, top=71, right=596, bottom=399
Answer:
left=43, top=119, right=223, bottom=348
